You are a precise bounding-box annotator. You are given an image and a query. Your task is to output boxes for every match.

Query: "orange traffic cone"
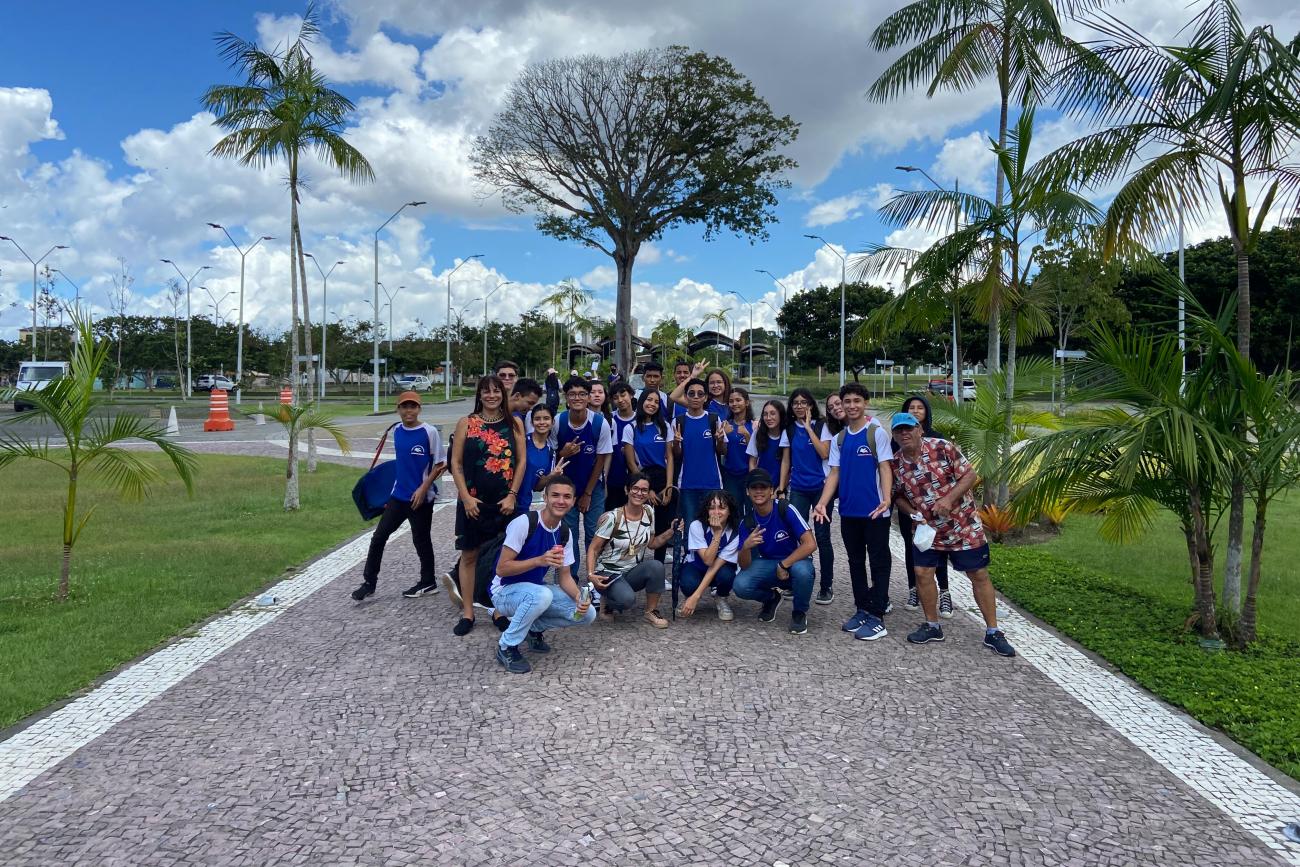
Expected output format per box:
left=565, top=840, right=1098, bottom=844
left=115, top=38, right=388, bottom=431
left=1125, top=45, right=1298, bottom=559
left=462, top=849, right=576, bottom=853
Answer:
left=203, top=388, right=235, bottom=432
left=279, top=385, right=293, bottom=405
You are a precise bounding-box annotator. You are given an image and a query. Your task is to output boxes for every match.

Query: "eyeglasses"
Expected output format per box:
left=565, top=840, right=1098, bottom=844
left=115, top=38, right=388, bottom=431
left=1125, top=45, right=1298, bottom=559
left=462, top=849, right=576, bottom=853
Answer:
left=629, top=487, right=652, bottom=495
left=686, top=390, right=706, bottom=397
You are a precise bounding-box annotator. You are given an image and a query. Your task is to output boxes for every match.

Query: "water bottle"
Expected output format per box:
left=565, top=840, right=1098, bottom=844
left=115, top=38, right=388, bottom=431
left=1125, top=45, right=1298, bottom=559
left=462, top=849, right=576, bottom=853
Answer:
left=574, top=582, right=592, bottom=620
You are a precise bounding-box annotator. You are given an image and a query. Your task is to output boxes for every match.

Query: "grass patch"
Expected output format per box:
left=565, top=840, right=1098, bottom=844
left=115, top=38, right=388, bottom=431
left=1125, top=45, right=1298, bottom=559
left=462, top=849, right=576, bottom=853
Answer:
left=993, top=544, right=1300, bottom=782
left=1039, top=494, right=1300, bottom=642
left=0, top=454, right=367, bottom=729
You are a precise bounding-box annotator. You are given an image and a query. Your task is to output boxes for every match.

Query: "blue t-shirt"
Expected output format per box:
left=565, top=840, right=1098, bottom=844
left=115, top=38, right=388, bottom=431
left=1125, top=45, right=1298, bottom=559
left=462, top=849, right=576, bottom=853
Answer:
left=741, top=501, right=810, bottom=562
left=788, top=421, right=832, bottom=492
left=745, top=431, right=789, bottom=484
left=490, top=512, right=573, bottom=593
left=390, top=422, right=445, bottom=502
left=551, top=411, right=613, bottom=493
left=676, top=411, right=723, bottom=491
left=621, top=420, right=674, bottom=469
left=607, top=412, right=637, bottom=491
left=722, top=419, right=754, bottom=477
left=523, top=434, right=554, bottom=495
left=828, top=421, right=894, bottom=518
left=707, top=398, right=729, bottom=417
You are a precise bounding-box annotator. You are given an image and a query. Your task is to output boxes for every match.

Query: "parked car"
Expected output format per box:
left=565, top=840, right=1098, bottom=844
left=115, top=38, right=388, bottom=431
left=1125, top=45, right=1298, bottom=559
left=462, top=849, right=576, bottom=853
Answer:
left=194, top=374, right=237, bottom=392
left=396, top=373, right=433, bottom=392
left=926, top=378, right=977, bottom=400
left=14, top=360, right=69, bottom=411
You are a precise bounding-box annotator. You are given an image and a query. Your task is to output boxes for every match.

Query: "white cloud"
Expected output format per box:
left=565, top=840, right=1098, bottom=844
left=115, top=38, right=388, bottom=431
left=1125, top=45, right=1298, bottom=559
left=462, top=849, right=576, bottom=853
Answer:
left=930, top=131, right=995, bottom=196
left=581, top=265, right=616, bottom=288
left=805, top=183, right=895, bottom=227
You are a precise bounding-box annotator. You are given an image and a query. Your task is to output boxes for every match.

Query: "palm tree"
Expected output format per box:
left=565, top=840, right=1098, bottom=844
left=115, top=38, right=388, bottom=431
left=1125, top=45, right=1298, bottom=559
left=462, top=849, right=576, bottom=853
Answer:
left=541, top=279, right=594, bottom=371
left=1037, top=0, right=1300, bottom=613
left=249, top=403, right=352, bottom=510
left=868, top=0, right=1088, bottom=372
left=0, top=317, right=197, bottom=601
left=203, top=2, right=373, bottom=504
left=700, top=308, right=732, bottom=367
left=650, top=317, right=695, bottom=369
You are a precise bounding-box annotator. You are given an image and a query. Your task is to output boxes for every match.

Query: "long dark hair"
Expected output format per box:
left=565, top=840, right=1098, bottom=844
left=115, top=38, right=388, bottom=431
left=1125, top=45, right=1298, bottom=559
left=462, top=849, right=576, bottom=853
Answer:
left=694, top=489, right=740, bottom=534
left=727, top=386, right=753, bottom=424
left=474, top=374, right=521, bottom=436
left=588, top=380, right=611, bottom=419
left=635, top=388, right=668, bottom=437
left=823, top=393, right=844, bottom=436
left=756, top=399, right=786, bottom=455
left=705, top=368, right=732, bottom=402
left=785, top=387, right=822, bottom=437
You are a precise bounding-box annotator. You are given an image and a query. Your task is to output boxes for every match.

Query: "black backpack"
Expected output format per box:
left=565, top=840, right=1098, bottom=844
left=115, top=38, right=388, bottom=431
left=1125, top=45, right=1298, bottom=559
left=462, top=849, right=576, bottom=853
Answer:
left=473, top=511, right=571, bottom=607
left=741, top=498, right=801, bottom=540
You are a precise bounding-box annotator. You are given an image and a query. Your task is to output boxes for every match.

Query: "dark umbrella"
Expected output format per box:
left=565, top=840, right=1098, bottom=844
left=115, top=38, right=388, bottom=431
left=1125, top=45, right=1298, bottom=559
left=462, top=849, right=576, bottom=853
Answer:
left=670, top=521, right=684, bottom=620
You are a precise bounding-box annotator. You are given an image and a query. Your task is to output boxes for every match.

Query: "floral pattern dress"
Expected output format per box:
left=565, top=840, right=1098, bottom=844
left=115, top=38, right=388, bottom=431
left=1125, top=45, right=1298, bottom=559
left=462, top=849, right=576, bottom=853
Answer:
left=462, top=414, right=518, bottom=503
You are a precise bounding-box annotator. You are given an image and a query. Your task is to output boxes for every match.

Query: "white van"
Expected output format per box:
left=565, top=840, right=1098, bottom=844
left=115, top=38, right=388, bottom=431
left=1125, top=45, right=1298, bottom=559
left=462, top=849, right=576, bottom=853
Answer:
left=14, top=361, right=70, bottom=411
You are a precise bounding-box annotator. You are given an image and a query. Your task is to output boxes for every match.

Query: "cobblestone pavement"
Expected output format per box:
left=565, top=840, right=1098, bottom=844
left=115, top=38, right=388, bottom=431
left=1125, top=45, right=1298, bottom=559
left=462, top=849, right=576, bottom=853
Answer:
left=1, top=502, right=1294, bottom=866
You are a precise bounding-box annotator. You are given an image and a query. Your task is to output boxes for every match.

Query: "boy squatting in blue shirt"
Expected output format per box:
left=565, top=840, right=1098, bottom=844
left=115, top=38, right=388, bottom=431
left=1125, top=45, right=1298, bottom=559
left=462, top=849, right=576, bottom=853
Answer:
left=353, top=391, right=447, bottom=601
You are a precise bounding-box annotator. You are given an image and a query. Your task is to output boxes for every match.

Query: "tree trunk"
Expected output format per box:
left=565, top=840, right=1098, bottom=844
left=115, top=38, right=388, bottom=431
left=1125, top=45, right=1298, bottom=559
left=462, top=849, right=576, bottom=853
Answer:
left=294, top=219, right=318, bottom=473
left=59, top=543, right=71, bottom=603
left=614, top=245, right=636, bottom=378
left=1222, top=478, right=1244, bottom=616
left=997, top=315, right=1017, bottom=507
left=1238, top=493, right=1266, bottom=647
left=284, top=427, right=300, bottom=511
left=287, top=163, right=302, bottom=507
left=987, top=36, right=1011, bottom=375
left=1235, top=243, right=1250, bottom=359
left=1188, top=485, right=1219, bottom=639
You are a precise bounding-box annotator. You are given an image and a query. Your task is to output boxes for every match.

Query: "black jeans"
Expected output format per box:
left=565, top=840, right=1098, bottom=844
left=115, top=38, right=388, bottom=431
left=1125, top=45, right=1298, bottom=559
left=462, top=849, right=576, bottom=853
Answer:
left=363, top=497, right=436, bottom=585
left=840, top=515, right=892, bottom=617
left=789, top=488, right=835, bottom=593
left=644, top=464, right=672, bottom=564
left=899, top=513, right=949, bottom=591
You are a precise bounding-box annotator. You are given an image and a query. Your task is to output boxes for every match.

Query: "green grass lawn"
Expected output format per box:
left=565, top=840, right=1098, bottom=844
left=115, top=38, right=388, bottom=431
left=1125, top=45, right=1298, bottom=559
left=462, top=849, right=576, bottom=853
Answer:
left=0, top=454, right=367, bottom=729
left=1039, top=494, right=1300, bottom=642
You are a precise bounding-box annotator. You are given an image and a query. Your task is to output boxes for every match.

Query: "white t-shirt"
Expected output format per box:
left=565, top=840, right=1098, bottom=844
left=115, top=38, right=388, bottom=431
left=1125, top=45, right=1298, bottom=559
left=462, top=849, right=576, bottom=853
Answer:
left=685, top=519, right=740, bottom=565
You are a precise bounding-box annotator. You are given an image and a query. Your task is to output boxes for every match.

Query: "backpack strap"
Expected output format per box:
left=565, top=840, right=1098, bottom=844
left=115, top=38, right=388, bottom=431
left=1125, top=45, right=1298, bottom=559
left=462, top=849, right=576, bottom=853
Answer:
left=835, top=428, right=846, bottom=449
left=370, top=422, right=399, bottom=469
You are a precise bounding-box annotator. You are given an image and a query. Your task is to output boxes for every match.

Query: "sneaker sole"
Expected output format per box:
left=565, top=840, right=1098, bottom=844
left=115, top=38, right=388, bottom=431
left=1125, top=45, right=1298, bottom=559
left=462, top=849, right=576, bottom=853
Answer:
left=402, top=585, right=439, bottom=598
left=984, top=641, right=1016, bottom=657
left=758, top=596, right=784, bottom=623
left=717, top=609, right=734, bottom=622
left=814, top=595, right=833, bottom=605
left=907, top=632, right=945, bottom=644
left=440, top=574, right=462, bottom=605
left=789, top=621, right=808, bottom=635
left=854, top=628, right=888, bottom=641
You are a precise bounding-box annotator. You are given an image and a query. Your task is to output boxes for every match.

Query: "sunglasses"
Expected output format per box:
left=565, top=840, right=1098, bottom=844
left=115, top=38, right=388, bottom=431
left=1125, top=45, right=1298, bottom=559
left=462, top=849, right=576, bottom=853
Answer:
left=686, top=390, right=706, bottom=397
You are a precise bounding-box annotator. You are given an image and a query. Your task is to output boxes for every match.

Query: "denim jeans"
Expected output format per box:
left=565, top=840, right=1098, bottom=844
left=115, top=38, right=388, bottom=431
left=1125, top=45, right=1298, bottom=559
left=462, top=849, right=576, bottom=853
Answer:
left=678, top=559, right=736, bottom=598
left=722, top=471, right=749, bottom=520
left=491, top=581, right=596, bottom=649
left=678, top=487, right=713, bottom=528
left=735, top=555, right=815, bottom=614
left=788, top=487, right=834, bottom=593
left=562, top=481, right=606, bottom=571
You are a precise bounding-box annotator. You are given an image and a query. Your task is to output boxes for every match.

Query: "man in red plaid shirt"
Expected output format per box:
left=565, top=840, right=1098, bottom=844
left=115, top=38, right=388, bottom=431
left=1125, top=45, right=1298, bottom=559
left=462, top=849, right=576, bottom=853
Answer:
left=890, top=412, right=1016, bottom=657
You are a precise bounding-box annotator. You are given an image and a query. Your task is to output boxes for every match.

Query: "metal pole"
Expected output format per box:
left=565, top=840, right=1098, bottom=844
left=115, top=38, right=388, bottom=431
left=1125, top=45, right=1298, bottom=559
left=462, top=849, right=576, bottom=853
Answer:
left=0, top=239, right=66, bottom=361
left=953, top=179, right=962, bottom=405
left=802, top=237, right=847, bottom=386
left=756, top=269, right=792, bottom=392
left=481, top=280, right=513, bottom=376
left=210, top=226, right=273, bottom=406
left=373, top=201, right=425, bottom=412
left=1178, top=197, right=1186, bottom=382
left=444, top=255, right=483, bottom=401
left=162, top=260, right=209, bottom=399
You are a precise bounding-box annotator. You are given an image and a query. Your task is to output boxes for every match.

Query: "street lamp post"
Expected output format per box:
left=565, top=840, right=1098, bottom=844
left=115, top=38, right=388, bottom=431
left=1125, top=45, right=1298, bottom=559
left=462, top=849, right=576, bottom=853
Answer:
left=896, top=165, right=962, bottom=404
left=445, top=254, right=483, bottom=400
left=482, top=279, right=514, bottom=375
left=374, top=201, right=425, bottom=413
left=727, top=290, right=756, bottom=388
left=208, top=224, right=272, bottom=405
left=0, top=237, right=68, bottom=361
left=759, top=299, right=784, bottom=386
left=756, top=269, right=791, bottom=392
left=161, top=259, right=210, bottom=399
left=51, top=270, right=88, bottom=343
left=306, top=254, right=344, bottom=399
left=802, top=235, right=847, bottom=386
left=380, top=282, right=404, bottom=353
left=201, top=287, right=235, bottom=326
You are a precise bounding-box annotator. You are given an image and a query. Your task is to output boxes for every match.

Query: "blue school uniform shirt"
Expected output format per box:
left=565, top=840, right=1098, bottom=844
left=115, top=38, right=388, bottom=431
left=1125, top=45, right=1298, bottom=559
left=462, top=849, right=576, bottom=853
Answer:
left=550, top=411, right=613, bottom=493
left=677, top=411, right=723, bottom=491
left=707, top=398, right=729, bottom=417
left=722, top=419, right=754, bottom=478
left=490, top=512, right=573, bottom=594
left=741, top=501, right=810, bottom=562
left=390, top=422, right=445, bottom=502
left=622, top=420, right=674, bottom=469
left=788, top=421, right=832, bottom=492
left=828, top=421, right=894, bottom=518
left=745, top=431, right=789, bottom=484
left=523, top=434, right=554, bottom=495
left=606, top=411, right=638, bottom=492
left=685, top=520, right=740, bottom=564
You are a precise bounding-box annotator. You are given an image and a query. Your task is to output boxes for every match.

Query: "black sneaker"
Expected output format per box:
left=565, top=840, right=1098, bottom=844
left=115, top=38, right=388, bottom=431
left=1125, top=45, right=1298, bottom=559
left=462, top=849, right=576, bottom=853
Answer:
left=453, top=616, right=475, bottom=636
left=905, top=587, right=920, bottom=610
left=759, top=591, right=784, bottom=623
left=350, top=581, right=376, bottom=601
left=526, top=631, right=551, bottom=653
left=402, top=579, right=438, bottom=598
left=789, top=612, right=808, bottom=635
left=907, top=622, right=945, bottom=644
left=495, top=644, right=531, bottom=674
left=983, top=629, right=1017, bottom=657
left=815, top=589, right=834, bottom=606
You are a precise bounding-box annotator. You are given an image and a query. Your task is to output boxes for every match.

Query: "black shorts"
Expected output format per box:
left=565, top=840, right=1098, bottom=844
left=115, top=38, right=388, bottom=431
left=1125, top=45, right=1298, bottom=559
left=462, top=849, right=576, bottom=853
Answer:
left=913, top=543, right=990, bottom=573
left=455, top=501, right=507, bottom=551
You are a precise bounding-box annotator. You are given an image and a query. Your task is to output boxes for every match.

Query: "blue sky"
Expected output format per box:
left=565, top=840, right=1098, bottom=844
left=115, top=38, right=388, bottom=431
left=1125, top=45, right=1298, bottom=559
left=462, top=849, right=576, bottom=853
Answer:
left=1, top=0, right=1292, bottom=342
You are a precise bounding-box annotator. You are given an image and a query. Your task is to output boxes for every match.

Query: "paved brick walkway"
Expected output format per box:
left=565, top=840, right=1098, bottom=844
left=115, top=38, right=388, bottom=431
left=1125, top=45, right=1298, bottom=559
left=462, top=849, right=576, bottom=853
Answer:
left=0, top=505, right=1292, bottom=866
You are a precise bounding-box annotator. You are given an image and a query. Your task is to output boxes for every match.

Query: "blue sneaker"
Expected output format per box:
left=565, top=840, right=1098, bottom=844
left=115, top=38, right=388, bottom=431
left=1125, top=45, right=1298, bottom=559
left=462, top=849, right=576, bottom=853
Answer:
left=906, top=623, right=944, bottom=644
left=853, top=614, right=888, bottom=641
left=983, top=629, right=1016, bottom=657
left=495, top=644, right=532, bottom=674
left=526, top=631, right=551, bottom=653
left=842, top=609, right=870, bottom=633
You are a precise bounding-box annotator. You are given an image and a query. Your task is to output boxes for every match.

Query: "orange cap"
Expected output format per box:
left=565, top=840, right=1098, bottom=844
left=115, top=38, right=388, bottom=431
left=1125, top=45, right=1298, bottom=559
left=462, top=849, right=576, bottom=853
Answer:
left=397, top=390, right=423, bottom=407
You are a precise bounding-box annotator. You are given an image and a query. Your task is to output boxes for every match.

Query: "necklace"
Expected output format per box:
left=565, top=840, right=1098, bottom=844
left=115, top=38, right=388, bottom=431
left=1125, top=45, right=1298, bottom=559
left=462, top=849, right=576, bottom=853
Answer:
left=480, top=410, right=504, bottom=423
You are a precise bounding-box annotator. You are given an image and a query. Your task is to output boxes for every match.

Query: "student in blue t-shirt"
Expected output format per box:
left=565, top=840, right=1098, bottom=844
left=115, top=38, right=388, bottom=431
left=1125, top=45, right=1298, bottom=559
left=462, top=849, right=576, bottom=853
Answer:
left=677, top=491, right=742, bottom=621
left=733, top=468, right=818, bottom=634
left=520, top=404, right=570, bottom=514
left=668, top=359, right=731, bottom=417
left=673, top=377, right=727, bottom=525
left=551, top=376, right=614, bottom=566
left=490, top=475, right=596, bottom=674
left=814, top=382, right=895, bottom=642
left=785, top=387, right=835, bottom=605
left=352, top=391, right=446, bottom=601
left=605, top=381, right=639, bottom=511
left=746, top=399, right=790, bottom=492
left=621, top=388, right=676, bottom=563
left=719, top=387, right=755, bottom=514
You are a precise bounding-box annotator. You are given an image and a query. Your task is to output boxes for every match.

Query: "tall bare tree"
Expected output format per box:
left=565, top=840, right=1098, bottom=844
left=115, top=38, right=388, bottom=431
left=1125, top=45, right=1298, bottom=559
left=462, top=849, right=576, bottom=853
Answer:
left=472, top=46, right=798, bottom=376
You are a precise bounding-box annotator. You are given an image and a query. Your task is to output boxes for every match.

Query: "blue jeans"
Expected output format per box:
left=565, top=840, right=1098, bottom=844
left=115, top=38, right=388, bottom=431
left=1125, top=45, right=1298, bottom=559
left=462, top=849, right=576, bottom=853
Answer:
left=679, top=559, right=736, bottom=598
left=491, top=581, right=596, bottom=649
left=722, top=472, right=749, bottom=520
left=678, top=487, right=713, bottom=527
left=789, top=487, right=834, bottom=593
left=735, top=555, right=815, bottom=614
left=562, top=481, right=606, bottom=569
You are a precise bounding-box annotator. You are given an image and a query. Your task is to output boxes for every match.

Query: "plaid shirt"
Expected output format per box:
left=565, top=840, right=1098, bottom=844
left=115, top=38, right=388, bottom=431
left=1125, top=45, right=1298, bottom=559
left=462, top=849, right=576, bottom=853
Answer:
left=892, top=438, right=986, bottom=551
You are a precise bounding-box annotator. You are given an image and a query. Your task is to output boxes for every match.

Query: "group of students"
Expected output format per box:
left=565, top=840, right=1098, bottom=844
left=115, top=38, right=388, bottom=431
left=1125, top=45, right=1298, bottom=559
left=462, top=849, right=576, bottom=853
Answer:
left=352, top=358, right=1017, bottom=675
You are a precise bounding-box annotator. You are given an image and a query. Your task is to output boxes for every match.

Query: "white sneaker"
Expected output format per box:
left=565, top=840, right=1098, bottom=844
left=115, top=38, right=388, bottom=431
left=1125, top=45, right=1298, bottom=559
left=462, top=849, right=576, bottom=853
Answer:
left=440, top=571, right=462, bottom=606
left=716, top=597, right=734, bottom=621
